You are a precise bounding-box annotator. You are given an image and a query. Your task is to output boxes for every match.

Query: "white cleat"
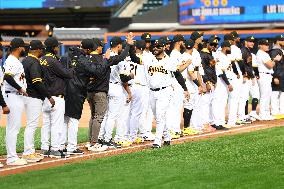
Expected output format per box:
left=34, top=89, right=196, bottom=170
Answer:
left=88, top=143, right=108, bottom=152
left=249, top=111, right=261, bottom=121
left=7, top=158, right=28, bottom=166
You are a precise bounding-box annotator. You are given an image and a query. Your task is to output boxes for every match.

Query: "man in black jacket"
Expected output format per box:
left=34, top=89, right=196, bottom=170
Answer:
left=40, top=37, right=75, bottom=158
left=22, top=40, right=55, bottom=162
left=60, top=39, right=109, bottom=155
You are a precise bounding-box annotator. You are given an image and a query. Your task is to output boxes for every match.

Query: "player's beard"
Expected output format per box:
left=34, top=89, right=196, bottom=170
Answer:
left=153, top=48, right=163, bottom=56
left=20, top=49, right=27, bottom=57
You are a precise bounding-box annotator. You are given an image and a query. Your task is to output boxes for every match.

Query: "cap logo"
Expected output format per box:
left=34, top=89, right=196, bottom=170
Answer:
left=251, top=36, right=254, bottom=40
left=146, top=35, right=150, bottom=39
left=281, top=35, right=283, bottom=38
left=213, top=39, right=218, bottom=43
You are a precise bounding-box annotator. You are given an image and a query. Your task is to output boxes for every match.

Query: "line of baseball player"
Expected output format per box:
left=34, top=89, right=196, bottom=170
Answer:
left=0, top=31, right=283, bottom=168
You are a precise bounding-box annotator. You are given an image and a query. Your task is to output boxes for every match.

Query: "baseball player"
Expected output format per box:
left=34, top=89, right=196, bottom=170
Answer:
left=40, top=37, right=74, bottom=158
left=211, top=41, right=233, bottom=130
left=22, top=40, right=54, bottom=163
left=270, top=35, right=284, bottom=118
left=144, top=38, right=189, bottom=148
left=256, top=39, right=282, bottom=120
left=4, top=38, right=28, bottom=166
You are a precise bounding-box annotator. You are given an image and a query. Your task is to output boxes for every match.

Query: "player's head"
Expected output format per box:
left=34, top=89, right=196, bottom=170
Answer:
left=44, top=37, right=62, bottom=55
left=110, top=36, right=123, bottom=53
left=29, top=40, right=45, bottom=58
left=172, top=34, right=185, bottom=49
left=93, top=38, right=104, bottom=55
left=141, top=33, right=152, bottom=50
left=152, top=39, right=165, bottom=56
left=244, top=36, right=255, bottom=49
left=221, top=40, right=232, bottom=55
left=190, top=31, right=204, bottom=46
left=231, top=31, right=240, bottom=43
left=10, top=37, right=28, bottom=57
left=81, top=38, right=94, bottom=55
left=208, top=36, right=219, bottom=52
left=184, top=39, right=194, bottom=53
left=135, top=40, right=146, bottom=53
left=258, top=39, right=270, bottom=52
left=159, top=36, right=171, bottom=49
left=223, top=33, right=235, bottom=45
left=275, top=35, right=284, bottom=49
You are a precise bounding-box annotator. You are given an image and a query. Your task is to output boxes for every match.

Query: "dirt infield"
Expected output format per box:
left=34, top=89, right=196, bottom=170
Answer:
left=0, top=119, right=283, bottom=176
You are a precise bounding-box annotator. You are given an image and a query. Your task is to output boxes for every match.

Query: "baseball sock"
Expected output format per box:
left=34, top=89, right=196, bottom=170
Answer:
left=252, top=98, right=258, bottom=111
left=183, top=108, right=192, bottom=128
left=245, top=100, right=249, bottom=115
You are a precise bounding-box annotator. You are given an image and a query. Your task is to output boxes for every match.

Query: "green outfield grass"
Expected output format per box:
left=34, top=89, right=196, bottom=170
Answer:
left=0, top=127, right=283, bottom=189
left=0, top=127, right=89, bottom=156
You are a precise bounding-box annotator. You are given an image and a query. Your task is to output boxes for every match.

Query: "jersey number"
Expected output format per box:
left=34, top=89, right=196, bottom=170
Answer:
left=130, top=64, right=138, bottom=76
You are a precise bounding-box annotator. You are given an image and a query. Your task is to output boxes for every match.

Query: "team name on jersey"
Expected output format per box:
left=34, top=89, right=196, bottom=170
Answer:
left=148, top=65, right=168, bottom=76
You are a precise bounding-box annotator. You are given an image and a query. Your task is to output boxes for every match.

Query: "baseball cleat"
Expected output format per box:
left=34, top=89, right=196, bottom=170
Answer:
left=272, top=114, right=283, bottom=120
left=143, top=133, right=155, bottom=141
left=116, top=140, right=132, bottom=147
left=183, top=127, right=199, bottom=136
left=22, top=154, right=42, bottom=163
left=103, top=140, right=118, bottom=148
left=41, top=149, right=50, bottom=157
left=84, top=142, right=92, bottom=149
left=249, top=111, right=261, bottom=120
left=163, top=141, right=171, bottom=146
left=67, top=148, right=84, bottom=155
left=88, top=143, right=108, bottom=152
left=133, top=138, right=144, bottom=144
left=170, top=131, right=180, bottom=139
left=151, top=144, right=161, bottom=149
left=7, top=158, right=28, bottom=166
left=49, top=150, right=70, bottom=159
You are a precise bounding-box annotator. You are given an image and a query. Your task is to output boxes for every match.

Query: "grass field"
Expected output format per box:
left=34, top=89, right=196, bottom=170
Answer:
left=0, top=127, right=89, bottom=156
left=0, top=127, right=283, bottom=189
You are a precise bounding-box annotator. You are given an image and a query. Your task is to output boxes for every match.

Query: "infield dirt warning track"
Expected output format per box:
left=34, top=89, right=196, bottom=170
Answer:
left=0, top=119, right=283, bottom=176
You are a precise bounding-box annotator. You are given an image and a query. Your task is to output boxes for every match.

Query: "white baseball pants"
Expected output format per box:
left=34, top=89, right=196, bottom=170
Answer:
left=258, top=73, right=273, bottom=119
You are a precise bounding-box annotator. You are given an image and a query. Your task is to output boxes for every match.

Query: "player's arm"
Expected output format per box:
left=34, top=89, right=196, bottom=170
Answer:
left=0, top=86, right=7, bottom=107
left=178, top=59, right=192, bottom=72
left=50, top=58, right=75, bottom=79
left=129, top=45, right=141, bottom=64
left=173, top=71, right=188, bottom=92
left=106, top=45, right=130, bottom=66
left=122, top=82, right=132, bottom=103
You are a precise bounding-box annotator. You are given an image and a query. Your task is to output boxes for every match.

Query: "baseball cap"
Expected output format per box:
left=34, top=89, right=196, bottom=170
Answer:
left=110, top=36, right=123, bottom=47
left=81, top=38, right=94, bottom=50
left=10, top=38, right=28, bottom=49
left=223, top=33, right=235, bottom=41
left=172, top=34, right=185, bottom=43
left=190, top=31, right=204, bottom=41
left=141, top=33, right=151, bottom=42
left=245, top=36, right=255, bottom=42
left=44, top=37, right=62, bottom=48
left=221, top=40, right=231, bottom=48
left=230, top=31, right=239, bottom=38
left=184, top=39, right=194, bottom=49
left=29, top=40, right=45, bottom=50
left=159, top=36, right=170, bottom=44
left=153, top=39, right=166, bottom=48
left=208, top=37, right=219, bottom=44
left=93, top=38, right=104, bottom=47
left=210, top=35, right=221, bottom=41
left=275, top=35, right=284, bottom=41
left=258, top=39, right=269, bottom=46
left=135, top=40, right=146, bottom=50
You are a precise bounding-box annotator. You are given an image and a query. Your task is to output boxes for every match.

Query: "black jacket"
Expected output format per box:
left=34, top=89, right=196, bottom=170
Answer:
left=241, top=47, right=254, bottom=79
left=40, top=53, right=74, bottom=96
left=22, top=55, right=51, bottom=100
left=200, top=49, right=217, bottom=85
left=269, top=48, right=284, bottom=91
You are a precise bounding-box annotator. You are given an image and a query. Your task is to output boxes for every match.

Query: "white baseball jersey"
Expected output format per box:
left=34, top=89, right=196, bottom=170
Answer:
left=109, top=51, right=131, bottom=84
left=256, top=49, right=273, bottom=74
left=229, top=45, right=243, bottom=75
left=192, top=48, right=204, bottom=76
left=251, top=53, right=258, bottom=67
left=128, top=55, right=148, bottom=86
left=215, top=52, right=236, bottom=79
left=144, top=55, right=176, bottom=89
left=3, top=54, right=26, bottom=92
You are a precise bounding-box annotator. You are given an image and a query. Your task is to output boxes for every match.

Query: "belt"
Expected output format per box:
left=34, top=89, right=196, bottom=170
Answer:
left=110, top=81, right=120, bottom=84
left=150, top=86, right=169, bottom=91
left=260, top=72, right=272, bottom=75
left=133, top=83, right=146, bottom=86
left=54, top=94, right=64, bottom=98
left=5, top=91, right=23, bottom=96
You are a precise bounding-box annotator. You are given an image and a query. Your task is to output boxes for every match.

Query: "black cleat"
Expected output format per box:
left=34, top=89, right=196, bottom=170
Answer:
left=163, top=141, right=171, bottom=146
left=67, top=148, right=84, bottom=155
left=151, top=144, right=161, bottom=149
left=217, top=125, right=229, bottom=130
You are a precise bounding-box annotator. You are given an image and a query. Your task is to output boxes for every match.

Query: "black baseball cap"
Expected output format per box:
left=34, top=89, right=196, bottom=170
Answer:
left=184, top=39, right=194, bottom=49
left=154, top=39, right=166, bottom=48
left=135, top=40, right=146, bottom=51
left=159, top=36, right=170, bottom=44
left=29, top=40, right=45, bottom=50
left=210, top=35, right=221, bottom=41
left=172, top=34, right=185, bottom=43
left=245, top=36, right=255, bottom=42
left=190, top=31, right=204, bottom=41
left=208, top=37, right=219, bottom=44
left=44, top=37, right=62, bottom=48
left=93, top=38, right=104, bottom=47
left=110, top=36, right=123, bottom=47
left=258, top=39, right=269, bottom=46
left=10, top=38, right=28, bottom=49
left=221, top=40, right=231, bottom=48
left=230, top=31, right=239, bottom=38
left=81, top=38, right=94, bottom=50
left=223, top=33, right=235, bottom=41
left=141, top=33, right=151, bottom=42
left=275, top=35, right=284, bottom=41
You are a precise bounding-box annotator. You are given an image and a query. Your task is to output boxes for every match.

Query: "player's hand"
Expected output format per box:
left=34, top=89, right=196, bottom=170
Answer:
left=2, top=106, right=10, bottom=114
left=228, top=84, right=233, bottom=92
left=18, top=88, right=28, bottom=96
left=198, top=86, right=203, bottom=94
left=274, top=78, right=280, bottom=85
left=184, top=91, right=190, bottom=100
left=104, top=49, right=111, bottom=59
left=252, top=78, right=256, bottom=86
left=206, top=83, right=212, bottom=92
left=48, top=97, right=55, bottom=108
left=237, top=74, right=240, bottom=79
left=185, top=59, right=192, bottom=65
left=126, top=32, right=134, bottom=45
left=126, top=93, right=132, bottom=103
left=243, top=77, right=247, bottom=84
left=129, top=73, right=135, bottom=79
left=274, top=54, right=282, bottom=62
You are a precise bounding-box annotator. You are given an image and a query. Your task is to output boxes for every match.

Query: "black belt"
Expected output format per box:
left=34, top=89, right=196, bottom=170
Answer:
left=110, top=82, right=120, bottom=84
left=54, top=94, right=64, bottom=98
left=260, top=72, right=272, bottom=75
left=5, top=91, right=23, bottom=95
left=150, top=86, right=168, bottom=91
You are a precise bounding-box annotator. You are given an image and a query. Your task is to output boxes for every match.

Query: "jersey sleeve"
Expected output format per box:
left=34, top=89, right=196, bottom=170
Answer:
left=30, top=62, right=44, bottom=84
left=4, top=61, right=17, bottom=76
left=262, top=52, right=272, bottom=63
